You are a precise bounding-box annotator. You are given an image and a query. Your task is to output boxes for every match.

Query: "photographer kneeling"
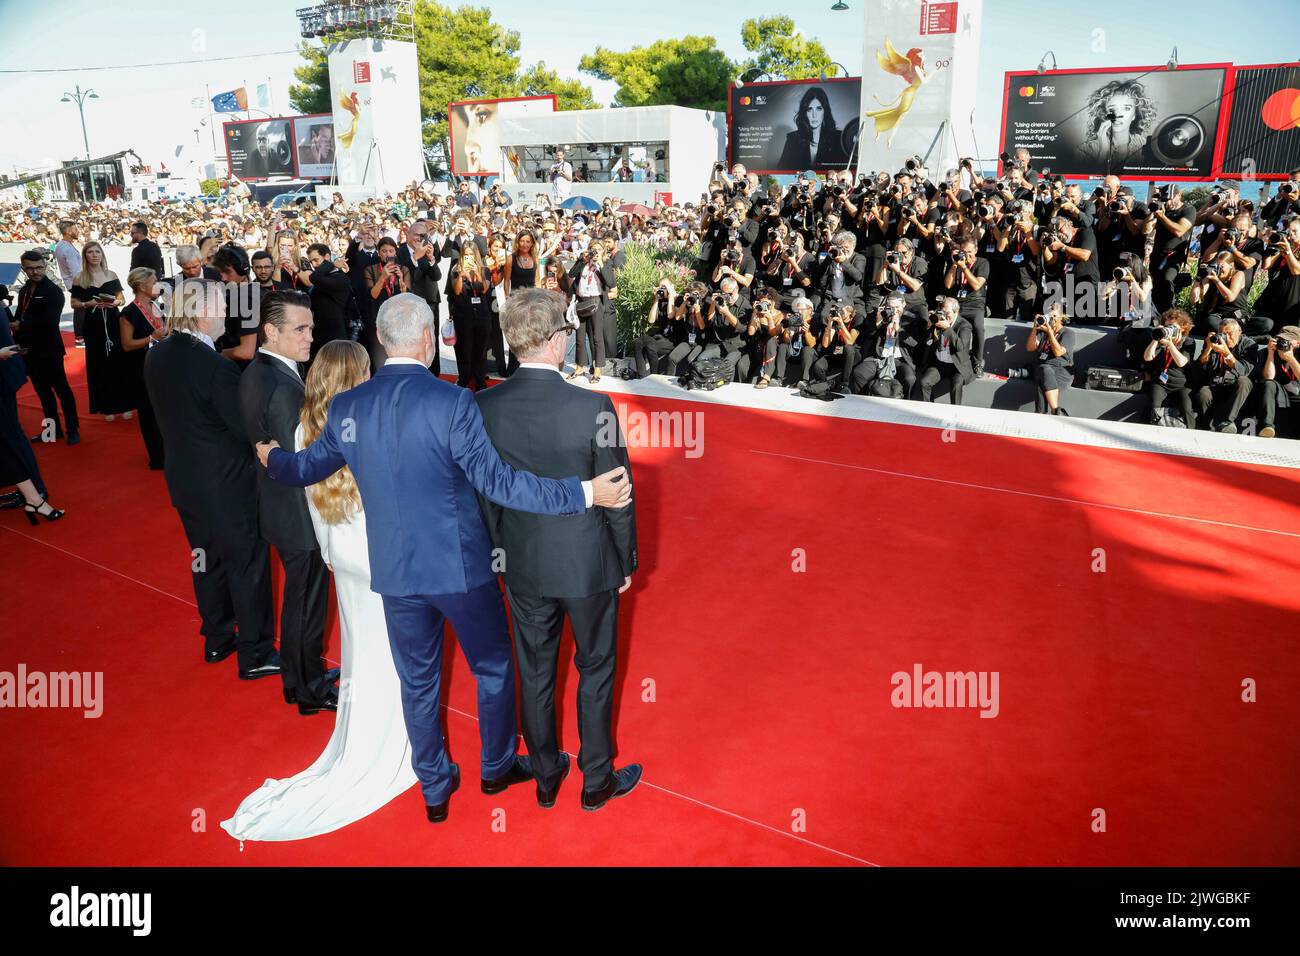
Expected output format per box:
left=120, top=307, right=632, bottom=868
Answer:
left=796, top=301, right=861, bottom=392
left=1188, top=251, right=1250, bottom=336
left=943, top=237, right=991, bottom=374
left=1143, top=308, right=1198, bottom=427
left=851, top=293, right=917, bottom=399
left=634, top=279, right=687, bottom=377
left=1025, top=301, right=1074, bottom=416
left=917, top=297, right=975, bottom=404
left=1253, top=326, right=1300, bottom=438
left=1191, top=317, right=1254, bottom=433
left=704, top=277, right=750, bottom=379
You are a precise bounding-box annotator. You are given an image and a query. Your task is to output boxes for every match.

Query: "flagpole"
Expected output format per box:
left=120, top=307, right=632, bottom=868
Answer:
left=242, top=79, right=250, bottom=121
left=267, top=76, right=276, bottom=115
left=206, top=82, right=218, bottom=159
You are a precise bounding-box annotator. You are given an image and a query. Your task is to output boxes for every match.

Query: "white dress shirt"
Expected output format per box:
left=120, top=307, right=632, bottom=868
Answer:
left=386, top=357, right=593, bottom=507
left=175, top=327, right=216, bottom=350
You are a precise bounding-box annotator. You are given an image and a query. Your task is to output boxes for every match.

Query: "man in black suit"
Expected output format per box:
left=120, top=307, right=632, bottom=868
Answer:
left=129, top=221, right=166, bottom=279
left=397, top=219, right=442, bottom=377
left=12, top=251, right=79, bottom=445
left=238, top=292, right=335, bottom=713
left=475, top=287, right=642, bottom=812
left=143, top=277, right=279, bottom=678
left=917, top=296, right=976, bottom=404
left=291, top=242, right=352, bottom=362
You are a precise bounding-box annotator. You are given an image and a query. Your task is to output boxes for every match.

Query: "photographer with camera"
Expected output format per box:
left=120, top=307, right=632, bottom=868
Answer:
left=633, top=279, right=688, bottom=378
left=1039, top=216, right=1100, bottom=322
left=872, top=239, right=927, bottom=328
left=1143, top=308, right=1198, bottom=427
left=566, top=244, right=612, bottom=382
left=664, top=281, right=710, bottom=374
left=705, top=277, right=751, bottom=381
left=943, top=237, right=990, bottom=373
left=1025, top=302, right=1074, bottom=416
left=1094, top=182, right=1146, bottom=275
left=1252, top=326, right=1300, bottom=438
left=811, top=232, right=866, bottom=313
left=1253, top=217, right=1300, bottom=331
left=850, top=293, right=918, bottom=399
left=1261, top=173, right=1300, bottom=227
left=917, top=297, right=975, bottom=404
left=1106, top=252, right=1159, bottom=365
left=738, top=290, right=783, bottom=387
left=1188, top=250, right=1251, bottom=335
left=759, top=230, right=812, bottom=308
left=1145, top=186, right=1197, bottom=312
left=712, top=235, right=757, bottom=293
left=988, top=200, right=1041, bottom=321
left=1192, top=317, right=1254, bottom=433
left=1194, top=184, right=1241, bottom=248
left=548, top=148, right=574, bottom=204
left=795, top=299, right=860, bottom=392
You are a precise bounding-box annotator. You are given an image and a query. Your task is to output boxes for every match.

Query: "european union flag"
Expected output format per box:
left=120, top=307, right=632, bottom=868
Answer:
left=211, top=88, right=248, bottom=113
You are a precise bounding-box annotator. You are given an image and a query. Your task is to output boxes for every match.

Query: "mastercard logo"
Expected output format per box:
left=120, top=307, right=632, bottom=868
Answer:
left=1261, top=88, right=1300, bottom=131
left=1018, top=86, right=1035, bottom=97
left=740, top=96, right=752, bottom=106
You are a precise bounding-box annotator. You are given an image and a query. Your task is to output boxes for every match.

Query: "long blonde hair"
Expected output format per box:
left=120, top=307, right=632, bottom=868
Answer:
left=268, top=228, right=303, bottom=283
left=74, top=240, right=111, bottom=287
left=300, top=340, right=370, bottom=524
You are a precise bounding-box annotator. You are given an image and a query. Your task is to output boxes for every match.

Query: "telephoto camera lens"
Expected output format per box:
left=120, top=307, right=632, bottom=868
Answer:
left=1006, top=367, right=1031, bottom=379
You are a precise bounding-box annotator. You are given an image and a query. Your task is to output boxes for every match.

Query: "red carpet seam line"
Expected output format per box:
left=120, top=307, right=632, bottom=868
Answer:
left=750, top=449, right=1300, bottom=541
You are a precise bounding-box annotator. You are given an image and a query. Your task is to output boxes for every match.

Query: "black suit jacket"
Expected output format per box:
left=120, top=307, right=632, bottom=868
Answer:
left=475, top=367, right=636, bottom=598
left=924, top=317, right=976, bottom=383
left=238, top=352, right=316, bottom=552
left=306, top=263, right=351, bottom=350
left=396, top=244, right=443, bottom=306
left=131, top=239, right=166, bottom=279
left=13, top=277, right=66, bottom=359
left=143, top=332, right=256, bottom=514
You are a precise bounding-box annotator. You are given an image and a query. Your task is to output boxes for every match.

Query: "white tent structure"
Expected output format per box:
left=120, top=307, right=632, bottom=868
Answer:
left=496, top=105, right=726, bottom=207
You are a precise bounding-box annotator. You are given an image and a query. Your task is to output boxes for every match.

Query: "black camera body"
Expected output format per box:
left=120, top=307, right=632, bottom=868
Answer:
left=1153, top=325, right=1179, bottom=342
left=1276, top=337, right=1295, bottom=353
left=885, top=251, right=901, bottom=265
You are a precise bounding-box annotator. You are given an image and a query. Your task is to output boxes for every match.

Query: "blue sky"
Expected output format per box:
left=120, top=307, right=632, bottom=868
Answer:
left=0, top=0, right=1296, bottom=175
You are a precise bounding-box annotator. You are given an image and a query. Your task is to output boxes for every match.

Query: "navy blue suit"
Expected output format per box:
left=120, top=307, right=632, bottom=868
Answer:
left=267, top=361, right=586, bottom=803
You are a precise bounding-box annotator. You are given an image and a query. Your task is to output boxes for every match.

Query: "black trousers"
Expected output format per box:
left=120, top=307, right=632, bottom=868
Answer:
left=135, top=383, right=165, bottom=468
left=277, top=547, right=331, bottom=705
left=634, top=333, right=676, bottom=377
left=574, top=305, right=606, bottom=369
left=453, top=314, right=490, bottom=390
left=25, top=353, right=79, bottom=436
left=602, top=302, right=619, bottom=361
left=506, top=587, right=620, bottom=792
left=488, top=307, right=515, bottom=378
left=1149, top=381, right=1196, bottom=427
left=667, top=340, right=702, bottom=374
left=1256, top=379, right=1300, bottom=431
left=958, top=300, right=987, bottom=368
left=1193, top=379, right=1253, bottom=428
left=918, top=362, right=965, bottom=404
left=852, top=356, right=917, bottom=397
left=175, top=502, right=275, bottom=669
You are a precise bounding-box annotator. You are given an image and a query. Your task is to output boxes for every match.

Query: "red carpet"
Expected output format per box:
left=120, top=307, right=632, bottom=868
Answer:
left=3, top=343, right=1299, bottom=866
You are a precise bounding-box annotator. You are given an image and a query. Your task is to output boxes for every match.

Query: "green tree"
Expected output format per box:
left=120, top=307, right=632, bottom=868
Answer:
left=287, top=42, right=334, bottom=116
left=514, top=61, right=598, bottom=111
left=738, top=15, right=834, bottom=81
left=25, top=180, right=45, bottom=206
left=579, top=36, right=734, bottom=112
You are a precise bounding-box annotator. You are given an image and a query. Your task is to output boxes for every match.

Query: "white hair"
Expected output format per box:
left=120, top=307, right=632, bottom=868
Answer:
left=376, top=292, right=433, bottom=351
left=175, top=244, right=201, bottom=265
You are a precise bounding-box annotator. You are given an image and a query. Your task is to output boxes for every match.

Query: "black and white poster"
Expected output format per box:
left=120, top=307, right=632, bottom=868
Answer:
left=999, top=66, right=1228, bottom=180
left=292, top=115, right=335, bottom=179
left=728, top=78, right=861, bottom=175
left=224, top=119, right=295, bottom=180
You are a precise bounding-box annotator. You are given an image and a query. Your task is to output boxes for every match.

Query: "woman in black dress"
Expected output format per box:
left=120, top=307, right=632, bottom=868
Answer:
left=0, top=304, right=64, bottom=525
left=451, top=245, right=496, bottom=391
left=69, top=241, right=133, bottom=420
left=776, top=86, right=849, bottom=172
left=497, top=229, right=540, bottom=377
left=119, top=267, right=168, bottom=469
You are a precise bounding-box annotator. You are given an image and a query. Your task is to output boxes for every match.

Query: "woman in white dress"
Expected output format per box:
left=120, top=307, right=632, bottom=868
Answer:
left=222, top=341, right=417, bottom=842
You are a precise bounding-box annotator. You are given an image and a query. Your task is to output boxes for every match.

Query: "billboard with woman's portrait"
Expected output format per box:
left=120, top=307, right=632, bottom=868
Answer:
left=728, top=78, right=862, bottom=174
left=998, top=65, right=1229, bottom=180
left=292, top=114, right=335, bottom=178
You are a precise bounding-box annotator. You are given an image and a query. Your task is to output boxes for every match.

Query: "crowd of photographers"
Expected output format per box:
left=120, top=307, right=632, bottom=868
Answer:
left=631, top=151, right=1300, bottom=436
left=7, top=149, right=1300, bottom=441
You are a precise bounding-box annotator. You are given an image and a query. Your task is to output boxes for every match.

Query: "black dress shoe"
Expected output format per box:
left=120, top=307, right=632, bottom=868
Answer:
left=426, top=763, right=461, bottom=823
left=481, top=754, right=534, bottom=794
left=66, top=431, right=81, bottom=446
left=238, top=654, right=282, bottom=680
left=204, top=643, right=237, bottom=664
left=536, top=752, right=571, bottom=809
left=581, top=764, right=643, bottom=812
left=298, top=688, right=339, bottom=716
left=283, top=687, right=298, bottom=705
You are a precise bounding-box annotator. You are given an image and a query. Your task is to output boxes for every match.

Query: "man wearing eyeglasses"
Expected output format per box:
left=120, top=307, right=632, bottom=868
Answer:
left=12, top=251, right=79, bottom=445
left=474, top=287, right=641, bottom=813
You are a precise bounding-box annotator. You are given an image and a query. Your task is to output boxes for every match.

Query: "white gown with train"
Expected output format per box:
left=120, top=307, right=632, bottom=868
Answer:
left=220, top=425, right=416, bottom=841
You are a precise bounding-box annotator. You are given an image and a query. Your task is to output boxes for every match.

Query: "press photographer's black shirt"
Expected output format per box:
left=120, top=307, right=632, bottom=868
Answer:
left=1152, top=204, right=1197, bottom=264
left=1030, top=325, right=1074, bottom=367
left=951, top=255, right=991, bottom=305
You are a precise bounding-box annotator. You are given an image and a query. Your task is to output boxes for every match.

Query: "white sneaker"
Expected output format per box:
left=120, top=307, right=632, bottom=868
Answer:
left=104, top=414, right=115, bottom=422
left=122, top=411, right=134, bottom=420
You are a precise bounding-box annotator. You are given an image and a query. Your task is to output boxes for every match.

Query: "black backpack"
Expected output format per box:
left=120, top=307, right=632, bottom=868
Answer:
left=679, top=354, right=737, bottom=391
